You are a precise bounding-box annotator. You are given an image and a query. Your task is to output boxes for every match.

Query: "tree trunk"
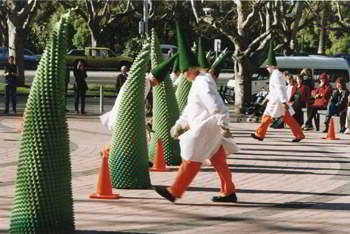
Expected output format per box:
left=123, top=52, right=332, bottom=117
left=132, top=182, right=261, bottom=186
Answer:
left=8, top=18, right=25, bottom=86
left=318, top=4, right=327, bottom=54
left=233, top=57, right=253, bottom=113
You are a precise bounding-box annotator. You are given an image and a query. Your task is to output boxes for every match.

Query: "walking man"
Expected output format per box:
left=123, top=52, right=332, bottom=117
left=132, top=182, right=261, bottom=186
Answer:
left=154, top=23, right=238, bottom=203
left=251, top=41, right=305, bottom=142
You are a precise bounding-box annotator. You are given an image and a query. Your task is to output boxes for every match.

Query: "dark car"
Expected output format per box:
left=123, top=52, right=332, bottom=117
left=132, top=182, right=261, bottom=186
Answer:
left=0, top=47, right=41, bottom=69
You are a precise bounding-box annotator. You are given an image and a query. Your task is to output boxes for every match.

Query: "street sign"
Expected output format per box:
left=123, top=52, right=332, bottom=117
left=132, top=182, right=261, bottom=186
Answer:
left=214, top=39, right=221, bottom=52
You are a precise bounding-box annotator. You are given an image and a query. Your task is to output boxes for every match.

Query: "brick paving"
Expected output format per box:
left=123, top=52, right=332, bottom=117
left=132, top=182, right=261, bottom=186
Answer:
left=1, top=103, right=350, bottom=233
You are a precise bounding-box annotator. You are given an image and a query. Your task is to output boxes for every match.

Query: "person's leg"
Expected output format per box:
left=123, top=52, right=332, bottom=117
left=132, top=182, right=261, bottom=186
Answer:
left=74, top=89, right=80, bottom=113
left=4, top=85, right=10, bottom=113
left=81, top=90, right=86, bottom=114
left=255, top=115, right=273, bottom=139
left=209, top=146, right=235, bottom=196
left=345, top=108, right=350, bottom=134
left=11, top=87, right=17, bottom=113
left=305, top=106, right=317, bottom=129
left=168, top=160, right=202, bottom=198
left=339, top=109, right=346, bottom=132
left=284, top=111, right=305, bottom=140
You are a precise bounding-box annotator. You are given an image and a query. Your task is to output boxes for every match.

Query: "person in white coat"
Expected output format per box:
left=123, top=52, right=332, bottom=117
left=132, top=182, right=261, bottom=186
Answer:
left=154, top=24, right=238, bottom=203
left=251, top=42, right=305, bottom=142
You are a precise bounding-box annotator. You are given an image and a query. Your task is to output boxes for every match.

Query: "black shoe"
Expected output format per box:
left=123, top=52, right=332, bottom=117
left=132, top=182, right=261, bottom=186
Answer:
left=154, top=186, right=176, bottom=202
left=251, top=133, right=263, bottom=141
left=148, top=161, right=153, bottom=168
left=75, top=110, right=79, bottom=115
left=212, top=193, right=238, bottom=203
left=292, top=138, right=304, bottom=142
left=65, top=109, right=69, bottom=112
left=322, top=129, right=328, bottom=133
left=81, top=111, right=87, bottom=115
left=3, top=110, right=9, bottom=114
left=339, top=128, right=346, bottom=134
left=303, top=125, right=313, bottom=131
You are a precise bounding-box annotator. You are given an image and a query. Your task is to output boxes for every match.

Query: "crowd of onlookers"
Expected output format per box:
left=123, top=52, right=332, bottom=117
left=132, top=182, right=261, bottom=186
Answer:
left=285, top=68, right=350, bottom=134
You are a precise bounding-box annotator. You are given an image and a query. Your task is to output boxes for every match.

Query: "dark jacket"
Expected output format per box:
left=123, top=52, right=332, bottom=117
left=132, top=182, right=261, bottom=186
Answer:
left=329, top=88, right=349, bottom=111
left=289, top=85, right=309, bottom=109
left=115, top=73, right=127, bottom=91
left=4, top=64, right=17, bottom=87
left=73, top=68, right=88, bottom=91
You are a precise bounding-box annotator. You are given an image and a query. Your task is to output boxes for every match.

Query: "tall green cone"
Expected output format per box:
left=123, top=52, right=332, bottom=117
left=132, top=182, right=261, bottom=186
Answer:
left=211, top=48, right=229, bottom=75
left=151, top=53, right=179, bottom=81
left=10, top=13, right=74, bottom=234
left=176, top=21, right=198, bottom=72
left=175, top=73, right=192, bottom=113
left=109, top=41, right=152, bottom=189
left=261, top=40, right=277, bottom=67
left=197, top=37, right=210, bottom=69
left=148, top=28, right=181, bottom=166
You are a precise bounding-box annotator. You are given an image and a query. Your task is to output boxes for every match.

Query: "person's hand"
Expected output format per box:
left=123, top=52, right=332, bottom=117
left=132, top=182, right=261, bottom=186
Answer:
left=283, top=103, right=289, bottom=111
left=221, top=127, right=233, bottom=138
left=170, top=124, right=183, bottom=139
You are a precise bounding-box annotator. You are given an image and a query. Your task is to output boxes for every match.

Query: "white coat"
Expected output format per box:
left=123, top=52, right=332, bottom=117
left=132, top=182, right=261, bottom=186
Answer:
left=176, top=72, right=239, bottom=163
left=264, top=69, right=294, bottom=117
left=100, top=78, right=151, bottom=131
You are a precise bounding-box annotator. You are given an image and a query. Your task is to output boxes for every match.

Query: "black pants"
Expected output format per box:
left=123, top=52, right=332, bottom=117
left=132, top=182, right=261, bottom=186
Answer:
left=5, top=85, right=17, bottom=112
left=74, top=89, right=86, bottom=113
left=293, top=107, right=304, bottom=126
left=305, top=106, right=322, bottom=128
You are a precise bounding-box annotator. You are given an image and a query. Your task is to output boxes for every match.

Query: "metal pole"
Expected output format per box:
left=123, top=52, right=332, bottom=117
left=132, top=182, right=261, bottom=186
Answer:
left=99, top=85, right=104, bottom=113
left=143, top=0, right=149, bottom=37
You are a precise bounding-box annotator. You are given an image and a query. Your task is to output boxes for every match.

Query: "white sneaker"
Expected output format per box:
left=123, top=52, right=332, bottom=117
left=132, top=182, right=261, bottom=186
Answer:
left=345, top=129, right=350, bottom=135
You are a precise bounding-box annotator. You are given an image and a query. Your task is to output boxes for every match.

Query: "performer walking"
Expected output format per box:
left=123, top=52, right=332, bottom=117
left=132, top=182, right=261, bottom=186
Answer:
left=154, top=23, right=238, bottom=203
left=251, top=41, right=305, bottom=142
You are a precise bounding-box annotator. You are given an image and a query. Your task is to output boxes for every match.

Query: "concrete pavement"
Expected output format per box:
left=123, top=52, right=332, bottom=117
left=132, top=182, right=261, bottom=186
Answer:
left=1, top=103, right=350, bottom=233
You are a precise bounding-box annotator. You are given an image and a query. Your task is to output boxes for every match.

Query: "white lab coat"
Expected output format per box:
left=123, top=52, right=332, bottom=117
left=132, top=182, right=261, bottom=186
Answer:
left=264, top=69, right=294, bottom=117
left=176, top=72, right=239, bottom=163
left=100, top=78, right=151, bottom=131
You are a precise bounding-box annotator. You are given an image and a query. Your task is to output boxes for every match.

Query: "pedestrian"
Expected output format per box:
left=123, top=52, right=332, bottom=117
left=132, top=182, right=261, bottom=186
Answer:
left=4, top=56, right=17, bottom=114
left=154, top=24, right=238, bottom=203
left=115, top=65, right=128, bottom=94
left=323, top=77, right=349, bottom=133
left=285, top=72, right=296, bottom=101
left=251, top=41, right=305, bottom=142
left=73, top=61, right=88, bottom=115
left=304, top=73, right=332, bottom=131
left=300, top=68, right=314, bottom=92
left=344, top=96, right=350, bottom=134
left=289, top=75, right=309, bottom=126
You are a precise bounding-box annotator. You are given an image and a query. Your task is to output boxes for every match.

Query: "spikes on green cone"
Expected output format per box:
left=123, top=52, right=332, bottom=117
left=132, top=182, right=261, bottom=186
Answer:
left=197, top=37, right=210, bottom=69
left=176, top=21, right=198, bottom=72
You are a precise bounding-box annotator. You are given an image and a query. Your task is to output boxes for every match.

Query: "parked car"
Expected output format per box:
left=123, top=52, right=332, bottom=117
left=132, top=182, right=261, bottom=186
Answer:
left=65, top=47, right=133, bottom=70
left=0, top=47, right=41, bottom=69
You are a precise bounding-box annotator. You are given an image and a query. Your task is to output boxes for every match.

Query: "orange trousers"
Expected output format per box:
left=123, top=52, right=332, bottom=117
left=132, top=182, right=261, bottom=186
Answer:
left=256, top=112, right=305, bottom=139
left=168, top=145, right=236, bottom=198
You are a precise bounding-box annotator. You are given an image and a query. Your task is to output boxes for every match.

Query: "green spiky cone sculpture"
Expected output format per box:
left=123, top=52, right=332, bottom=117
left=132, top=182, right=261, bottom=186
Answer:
left=10, top=13, right=74, bottom=234
left=109, top=41, right=152, bottom=189
left=175, top=73, right=192, bottom=113
left=148, top=29, right=181, bottom=166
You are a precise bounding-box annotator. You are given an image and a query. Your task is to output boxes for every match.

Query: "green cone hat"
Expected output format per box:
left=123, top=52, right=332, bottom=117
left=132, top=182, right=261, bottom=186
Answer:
left=197, top=37, right=210, bottom=69
left=261, top=40, right=277, bottom=67
left=10, top=12, right=75, bottom=233
left=172, top=57, right=179, bottom=73
left=211, top=48, right=229, bottom=75
left=151, top=53, right=179, bottom=82
left=148, top=28, right=181, bottom=165
left=176, top=21, right=198, bottom=72
left=109, top=40, right=152, bottom=189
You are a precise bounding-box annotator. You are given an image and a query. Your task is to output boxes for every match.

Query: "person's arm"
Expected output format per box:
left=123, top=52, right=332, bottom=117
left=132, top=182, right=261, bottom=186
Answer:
left=336, top=90, right=349, bottom=107
left=273, top=72, right=288, bottom=104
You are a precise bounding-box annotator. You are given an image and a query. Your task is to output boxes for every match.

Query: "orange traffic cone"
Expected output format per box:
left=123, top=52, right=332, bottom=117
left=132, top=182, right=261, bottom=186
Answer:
left=90, top=150, right=120, bottom=199
left=149, top=139, right=170, bottom=172
left=323, top=118, right=340, bottom=140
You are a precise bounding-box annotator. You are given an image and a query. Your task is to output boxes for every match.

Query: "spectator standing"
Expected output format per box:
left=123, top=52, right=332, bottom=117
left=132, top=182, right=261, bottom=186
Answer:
left=73, top=61, right=88, bottom=115
left=115, top=65, right=128, bottom=93
left=4, top=56, right=17, bottom=114
left=286, top=73, right=296, bottom=101
left=300, top=68, right=314, bottom=92
left=323, top=77, right=349, bottom=133
left=304, top=73, right=332, bottom=131
left=289, top=75, right=309, bottom=126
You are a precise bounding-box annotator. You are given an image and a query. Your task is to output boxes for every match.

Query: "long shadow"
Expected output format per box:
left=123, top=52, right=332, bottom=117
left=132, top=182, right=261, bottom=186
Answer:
left=230, top=152, right=349, bottom=159
left=200, top=167, right=348, bottom=176
left=228, top=163, right=350, bottom=172
left=238, top=148, right=346, bottom=155
left=239, top=142, right=350, bottom=148
left=76, top=231, right=152, bottom=234
left=229, top=157, right=350, bottom=164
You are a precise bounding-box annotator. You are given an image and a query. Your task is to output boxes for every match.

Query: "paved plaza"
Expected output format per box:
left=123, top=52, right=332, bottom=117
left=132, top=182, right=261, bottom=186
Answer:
left=1, top=100, right=350, bottom=233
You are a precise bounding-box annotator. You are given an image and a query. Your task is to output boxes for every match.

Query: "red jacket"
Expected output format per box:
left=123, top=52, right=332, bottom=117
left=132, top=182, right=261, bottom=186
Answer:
left=289, top=85, right=309, bottom=108
left=311, top=84, right=332, bottom=108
